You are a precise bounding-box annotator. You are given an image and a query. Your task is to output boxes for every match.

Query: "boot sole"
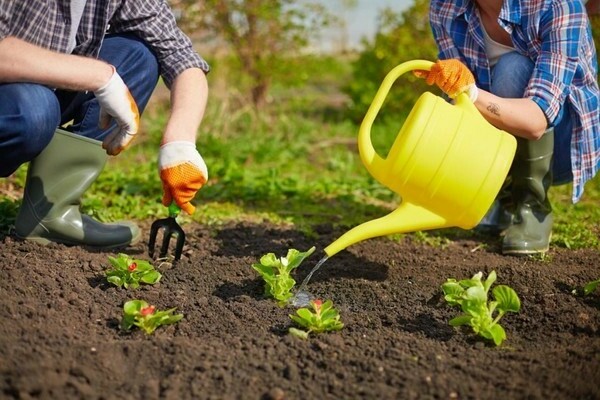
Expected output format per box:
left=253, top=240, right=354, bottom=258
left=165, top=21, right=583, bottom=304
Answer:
left=15, top=230, right=142, bottom=250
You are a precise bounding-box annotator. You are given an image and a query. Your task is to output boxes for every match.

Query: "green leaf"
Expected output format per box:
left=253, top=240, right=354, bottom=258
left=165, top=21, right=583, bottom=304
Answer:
left=449, top=314, right=472, bottom=326
left=465, top=286, right=487, bottom=303
left=289, top=327, right=310, bottom=339
left=482, top=270, right=497, bottom=293
left=493, top=285, right=521, bottom=313
left=583, top=279, right=600, bottom=295
left=487, top=323, right=507, bottom=346
left=140, top=270, right=162, bottom=284
left=107, top=276, right=123, bottom=287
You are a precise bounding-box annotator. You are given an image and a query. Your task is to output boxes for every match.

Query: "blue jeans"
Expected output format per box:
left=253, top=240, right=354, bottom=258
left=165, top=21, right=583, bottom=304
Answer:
left=0, top=34, right=160, bottom=177
left=491, top=52, right=573, bottom=185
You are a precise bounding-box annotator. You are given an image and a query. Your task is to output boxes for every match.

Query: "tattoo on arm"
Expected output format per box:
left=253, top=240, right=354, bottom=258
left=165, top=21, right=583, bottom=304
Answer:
left=486, top=102, right=500, bottom=116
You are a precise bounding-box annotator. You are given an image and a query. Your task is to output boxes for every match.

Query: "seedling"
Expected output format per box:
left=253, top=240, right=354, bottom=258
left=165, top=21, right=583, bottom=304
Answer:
left=121, top=300, right=183, bottom=335
left=583, top=278, right=600, bottom=295
left=105, top=254, right=162, bottom=289
left=441, top=270, right=521, bottom=346
left=289, top=299, right=344, bottom=339
left=252, top=246, right=315, bottom=306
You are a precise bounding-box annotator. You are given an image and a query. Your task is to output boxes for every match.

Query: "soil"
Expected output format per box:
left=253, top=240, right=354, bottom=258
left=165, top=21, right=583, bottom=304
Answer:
left=1, top=221, right=599, bottom=400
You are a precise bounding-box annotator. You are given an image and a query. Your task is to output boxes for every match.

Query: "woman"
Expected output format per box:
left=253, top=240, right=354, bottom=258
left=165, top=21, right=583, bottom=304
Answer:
left=417, top=0, right=599, bottom=255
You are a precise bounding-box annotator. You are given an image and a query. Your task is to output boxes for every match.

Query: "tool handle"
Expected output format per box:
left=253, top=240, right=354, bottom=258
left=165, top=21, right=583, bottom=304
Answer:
left=168, top=202, right=180, bottom=218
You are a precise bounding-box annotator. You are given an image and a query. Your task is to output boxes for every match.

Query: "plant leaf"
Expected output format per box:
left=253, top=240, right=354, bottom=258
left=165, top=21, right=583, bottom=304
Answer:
left=449, top=314, right=472, bottom=326
left=289, top=327, right=310, bottom=339
left=493, top=285, right=521, bottom=313
left=583, top=279, right=600, bottom=295
left=488, top=323, right=507, bottom=346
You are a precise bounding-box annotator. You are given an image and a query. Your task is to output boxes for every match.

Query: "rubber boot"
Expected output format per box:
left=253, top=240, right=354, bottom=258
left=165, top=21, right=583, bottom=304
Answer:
left=14, top=129, right=141, bottom=248
left=502, top=129, right=554, bottom=255
left=475, top=177, right=513, bottom=235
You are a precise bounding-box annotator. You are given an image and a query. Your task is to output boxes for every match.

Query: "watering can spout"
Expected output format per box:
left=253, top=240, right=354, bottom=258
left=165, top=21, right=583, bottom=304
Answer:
left=324, top=201, right=449, bottom=257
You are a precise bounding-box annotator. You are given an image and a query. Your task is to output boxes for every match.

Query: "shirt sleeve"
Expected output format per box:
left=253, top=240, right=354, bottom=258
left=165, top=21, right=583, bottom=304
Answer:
left=0, top=0, right=13, bottom=40
left=429, top=0, right=462, bottom=61
left=109, top=0, right=210, bottom=88
left=525, top=0, right=586, bottom=125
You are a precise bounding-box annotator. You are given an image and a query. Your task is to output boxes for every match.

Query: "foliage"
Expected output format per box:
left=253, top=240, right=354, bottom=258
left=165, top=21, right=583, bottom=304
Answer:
left=106, top=254, right=162, bottom=289
left=441, top=271, right=521, bottom=346
left=173, top=0, right=337, bottom=107
left=121, top=300, right=183, bottom=335
left=343, top=0, right=438, bottom=123
left=289, top=299, right=344, bottom=339
left=252, top=246, right=315, bottom=305
left=583, top=278, right=600, bottom=295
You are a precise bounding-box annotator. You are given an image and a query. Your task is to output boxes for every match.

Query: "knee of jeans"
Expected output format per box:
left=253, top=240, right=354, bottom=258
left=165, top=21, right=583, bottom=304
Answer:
left=12, top=90, right=60, bottom=159
left=491, top=52, right=534, bottom=98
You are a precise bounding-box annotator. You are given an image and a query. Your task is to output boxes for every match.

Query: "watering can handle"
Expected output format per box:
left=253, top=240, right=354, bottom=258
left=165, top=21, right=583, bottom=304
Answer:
left=358, top=60, right=434, bottom=173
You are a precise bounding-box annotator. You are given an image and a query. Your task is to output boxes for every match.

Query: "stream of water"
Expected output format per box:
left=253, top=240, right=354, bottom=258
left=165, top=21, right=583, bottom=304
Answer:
left=289, top=255, right=329, bottom=307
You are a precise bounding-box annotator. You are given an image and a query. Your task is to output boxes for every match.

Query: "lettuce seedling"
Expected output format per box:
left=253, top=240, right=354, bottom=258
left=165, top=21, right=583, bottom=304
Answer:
left=441, top=270, right=521, bottom=346
left=289, top=299, right=344, bottom=339
left=121, top=300, right=183, bottom=335
left=252, top=246, right=315, bottom=306
left=583, top=279, right=600, bottom=295
left=106, top=254, right=162, bottom=289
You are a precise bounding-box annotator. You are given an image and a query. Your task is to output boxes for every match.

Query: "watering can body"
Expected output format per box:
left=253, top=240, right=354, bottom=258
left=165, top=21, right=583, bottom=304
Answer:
left=324, top=60, right=517, bottom=257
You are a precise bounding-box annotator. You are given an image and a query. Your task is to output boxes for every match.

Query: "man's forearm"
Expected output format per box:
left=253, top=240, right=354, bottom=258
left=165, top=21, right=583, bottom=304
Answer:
left=161, top=68, right=209, bottom=144
left=0, top=36, right=113, bottom=91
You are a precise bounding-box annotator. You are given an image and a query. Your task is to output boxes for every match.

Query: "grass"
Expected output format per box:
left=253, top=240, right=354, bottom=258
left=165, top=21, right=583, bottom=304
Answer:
left=1, top=56, right=599, bottom=251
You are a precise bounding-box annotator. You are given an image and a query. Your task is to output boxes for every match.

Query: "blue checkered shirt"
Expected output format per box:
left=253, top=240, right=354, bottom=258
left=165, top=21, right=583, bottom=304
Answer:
left=0, top=0, right=209, bottom=87
left=430, top=0, right=600, bottom=203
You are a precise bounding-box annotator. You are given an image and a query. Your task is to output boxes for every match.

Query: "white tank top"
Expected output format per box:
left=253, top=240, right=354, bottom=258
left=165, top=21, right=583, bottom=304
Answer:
left=481, top=22, right=515, bottom=67
left=67, top=0, right=88, bottom=53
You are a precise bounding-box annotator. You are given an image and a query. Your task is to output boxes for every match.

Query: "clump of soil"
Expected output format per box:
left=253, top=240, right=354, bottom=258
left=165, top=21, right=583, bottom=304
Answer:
left=1, top=221, right=599, bottom=399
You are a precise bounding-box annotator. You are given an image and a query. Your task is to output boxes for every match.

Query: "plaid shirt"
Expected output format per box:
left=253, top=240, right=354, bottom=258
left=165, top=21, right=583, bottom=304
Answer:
left=430, top=0, right=600, bottom=203
left=0, top=0, right=209, bottom=87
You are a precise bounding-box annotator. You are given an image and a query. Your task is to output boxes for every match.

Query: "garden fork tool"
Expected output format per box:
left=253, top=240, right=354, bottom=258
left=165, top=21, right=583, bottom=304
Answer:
left=148, top=202, right=185, bottom=261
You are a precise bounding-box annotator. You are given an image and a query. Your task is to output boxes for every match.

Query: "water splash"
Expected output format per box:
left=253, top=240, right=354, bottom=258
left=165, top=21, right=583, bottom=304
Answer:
left=289, top=255, right=329, bottom=307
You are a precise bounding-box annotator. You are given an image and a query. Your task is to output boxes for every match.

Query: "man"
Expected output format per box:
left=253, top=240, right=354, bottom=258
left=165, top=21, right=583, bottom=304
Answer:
left=0, top=1, right=209, bottom=248
left=417, top=0, right=599, bottom=255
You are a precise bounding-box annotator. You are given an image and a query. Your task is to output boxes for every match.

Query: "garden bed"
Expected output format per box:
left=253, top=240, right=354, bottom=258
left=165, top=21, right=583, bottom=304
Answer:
left=1, top=221, right=599, bottom=399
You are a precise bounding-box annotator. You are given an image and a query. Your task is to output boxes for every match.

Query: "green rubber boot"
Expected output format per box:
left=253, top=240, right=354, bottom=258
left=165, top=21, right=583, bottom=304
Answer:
left=15, top=129, right=141, bottom=248
left=502, top=129, right=554, bottom=256
left=475, top=176, right=513, bottom=235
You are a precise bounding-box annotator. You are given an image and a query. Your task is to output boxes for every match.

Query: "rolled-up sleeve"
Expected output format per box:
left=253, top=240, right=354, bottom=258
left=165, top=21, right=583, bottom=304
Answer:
left=525, top=0, right=585, bottom=125
left=110, top=0, right=209, bottom=88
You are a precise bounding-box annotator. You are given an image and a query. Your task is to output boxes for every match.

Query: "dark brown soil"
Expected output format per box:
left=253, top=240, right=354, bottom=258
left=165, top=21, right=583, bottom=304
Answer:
left=1, top=221, right=599, bottom=400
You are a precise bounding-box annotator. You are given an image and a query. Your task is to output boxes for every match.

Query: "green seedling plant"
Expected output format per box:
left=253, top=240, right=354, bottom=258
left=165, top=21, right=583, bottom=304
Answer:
left=583, top=278, right=600, bottom=295
left=441, top=270, right=521, bottom=346
left=289, top=299, right=344, bottom=339
left=106, top=254, right=162, bottom=289
left=252, top=246, right=315, bottom=306
left=121, top=300, right=183, bottom=335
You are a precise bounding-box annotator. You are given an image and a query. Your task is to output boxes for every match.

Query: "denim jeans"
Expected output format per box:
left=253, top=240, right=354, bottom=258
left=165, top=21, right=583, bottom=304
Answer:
left=490, top=52, right=573, bottom=185
left=0, top=34, right=160, bottom=177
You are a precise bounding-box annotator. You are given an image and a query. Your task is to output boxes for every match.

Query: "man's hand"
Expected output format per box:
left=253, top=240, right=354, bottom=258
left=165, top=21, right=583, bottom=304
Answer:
left=159, top=141, right=208, bottom=215
left=93, top=67, right=140, bottom=155
left=414, top=59, right=479, bottom=101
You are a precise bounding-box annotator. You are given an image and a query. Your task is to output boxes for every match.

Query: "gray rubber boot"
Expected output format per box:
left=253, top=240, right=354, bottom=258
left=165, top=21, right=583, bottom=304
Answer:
left=475, top=177, right=513, bottom=235
left=14, top=129, right=141, bottom=248
left=502, top=129, right=554, bottom=256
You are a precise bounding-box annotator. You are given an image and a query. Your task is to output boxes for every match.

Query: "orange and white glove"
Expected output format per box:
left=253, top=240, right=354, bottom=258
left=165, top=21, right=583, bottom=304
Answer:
left=158, top=141, right=208, bottom=215
left=414, top=59, right=479, bottom=101
left=93, top=67, right=140, bottom=156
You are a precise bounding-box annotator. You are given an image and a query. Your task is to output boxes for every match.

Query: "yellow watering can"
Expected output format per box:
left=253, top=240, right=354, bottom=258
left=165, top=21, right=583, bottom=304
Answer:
left=324, top=60, right=517, bottom=257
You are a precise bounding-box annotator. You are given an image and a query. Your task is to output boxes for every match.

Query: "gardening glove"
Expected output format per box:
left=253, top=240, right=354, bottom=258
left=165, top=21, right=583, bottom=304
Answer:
left=414, top=59, right=479, bottom=101
left=159, top=141, right=208, bottom=215
left=93, top=66, right=140, bottom=156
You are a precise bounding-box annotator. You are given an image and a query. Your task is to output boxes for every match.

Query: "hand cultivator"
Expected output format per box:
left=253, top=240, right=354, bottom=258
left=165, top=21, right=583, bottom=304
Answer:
left=148, top=203, right=185, bottom=261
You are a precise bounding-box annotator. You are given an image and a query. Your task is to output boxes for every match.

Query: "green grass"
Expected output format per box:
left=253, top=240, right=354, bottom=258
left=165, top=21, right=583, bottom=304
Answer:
left=2, top=56, right=600, bottom=251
